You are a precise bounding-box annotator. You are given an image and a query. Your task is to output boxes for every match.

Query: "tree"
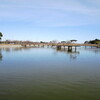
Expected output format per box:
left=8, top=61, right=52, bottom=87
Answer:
left=0, top=32, right=3, bottom=41
left=70, top=40, right=77, bottom=43
left=50, top=40, right=59, bottom=43
left=84, top=41, right=89, bottom=44
left=88, top=39, right=100, bottom=44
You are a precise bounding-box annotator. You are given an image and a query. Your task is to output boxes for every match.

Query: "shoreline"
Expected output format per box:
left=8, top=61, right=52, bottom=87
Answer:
left=0, top=44, right=22, bottom=48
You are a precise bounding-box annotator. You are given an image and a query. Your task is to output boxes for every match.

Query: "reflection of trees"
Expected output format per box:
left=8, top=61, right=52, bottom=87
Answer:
left=0, top=47, right=33, bottom=52
left=4, top=48, right=11, bottom=52
left=94, top=49, right=100, bottom=53
left=12, top=47, right=33, bottom=52
left=0, top=49, right=3, bottom=61
left=0, top=47, right=33, bottom=61
left=0, top=47, right=34, bottom=61
left=56, top=48, right=80, bottom=60
left=84, top=48, right=100, bottom=54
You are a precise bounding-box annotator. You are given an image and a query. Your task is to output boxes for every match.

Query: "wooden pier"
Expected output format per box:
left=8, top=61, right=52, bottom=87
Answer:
left=21, top=43, right=100, bottom=51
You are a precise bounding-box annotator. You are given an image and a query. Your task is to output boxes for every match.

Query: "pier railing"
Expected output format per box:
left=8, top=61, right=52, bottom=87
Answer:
left=21, top=43, right=99, bottom=48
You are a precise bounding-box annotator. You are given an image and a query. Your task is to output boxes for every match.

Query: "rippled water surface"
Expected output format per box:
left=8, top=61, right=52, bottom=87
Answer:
left=0, top=47, right=100, bottom=100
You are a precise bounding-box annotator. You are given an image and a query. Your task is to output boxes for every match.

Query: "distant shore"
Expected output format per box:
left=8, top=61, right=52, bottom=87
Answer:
left=0, top=44, right=22, bottom=48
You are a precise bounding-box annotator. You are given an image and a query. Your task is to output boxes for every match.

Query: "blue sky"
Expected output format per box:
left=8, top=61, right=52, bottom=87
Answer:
left=0, top=0, right=100, bottom=43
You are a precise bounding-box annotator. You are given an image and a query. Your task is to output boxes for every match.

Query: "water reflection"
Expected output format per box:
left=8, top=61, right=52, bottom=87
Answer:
left=0, top=47, right=80, bottom=61
left=0, top=47, right=33, bottom=52
left=56, top=48, right=80, bottom=60
left=84, top=47, right=100, bottom=54
left=67, top=51, right=80, bottom=60
left=12, top=47, right=33, bottom=52
left=0, top=47, right=99, bottom=61
left=0, top=46, right=100, bottom=100
left=0, top=47, right=32, bottom=61
left=0, top=49, right=3, bottom=61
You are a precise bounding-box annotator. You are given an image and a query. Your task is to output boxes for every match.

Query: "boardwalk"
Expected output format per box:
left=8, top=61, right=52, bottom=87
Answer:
left=21, top=43, right=100, bottom=50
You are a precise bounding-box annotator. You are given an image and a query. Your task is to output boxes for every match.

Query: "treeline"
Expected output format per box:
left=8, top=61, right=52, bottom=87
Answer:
left=1, top=40, right=35, bottom=44
left=84, top=39, right=100, bottom=44
left=1, top=40, right=78, bottom=44
left=1, top=40, right=52, bottom=44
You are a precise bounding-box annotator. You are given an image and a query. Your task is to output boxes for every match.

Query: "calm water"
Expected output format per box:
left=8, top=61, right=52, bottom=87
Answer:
left=0, top=47, right=100, bottom=100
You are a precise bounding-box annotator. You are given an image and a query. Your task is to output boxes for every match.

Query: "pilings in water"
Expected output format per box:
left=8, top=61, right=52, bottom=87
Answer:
left=21, top=43, right=100, bottom=49
left=75, top=46, right=76, bottom=52
left=41, top=45, right=44, bottom=47
left=97, top=44, right=100, bottom=48
left=56, top=46, right=78, bottom=54
left=57, top=46, right=77, bottom=52
left=68, top=46, right=72, bottom=52
left=57, top=46, right=61, bottom=49
left=21, top=44, right=27, bottom=47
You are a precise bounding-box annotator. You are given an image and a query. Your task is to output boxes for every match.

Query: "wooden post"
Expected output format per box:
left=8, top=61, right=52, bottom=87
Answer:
left=75, top=46, right=76, bottom=52
left=57, top=46, right=61, bottom=49
left=68, top=46, right=72, bottom=52
left=25, top=44, right=27, bottom=47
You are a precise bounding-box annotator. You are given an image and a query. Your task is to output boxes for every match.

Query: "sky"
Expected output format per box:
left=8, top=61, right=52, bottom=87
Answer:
left=0, top=0, right=100, bottom=43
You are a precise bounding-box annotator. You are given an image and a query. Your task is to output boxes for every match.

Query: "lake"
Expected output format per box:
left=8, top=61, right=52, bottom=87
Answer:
left=0, top=47, right=100, bottom=100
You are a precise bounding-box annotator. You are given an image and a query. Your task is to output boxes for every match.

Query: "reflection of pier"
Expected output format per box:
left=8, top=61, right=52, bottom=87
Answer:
left=56, top=47, right=80, bottom=60
left=67, top=50, right=80, bottom=60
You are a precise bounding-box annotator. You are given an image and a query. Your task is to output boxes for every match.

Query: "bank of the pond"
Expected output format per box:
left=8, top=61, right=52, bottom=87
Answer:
left=0, top=44, right=22, bottom=48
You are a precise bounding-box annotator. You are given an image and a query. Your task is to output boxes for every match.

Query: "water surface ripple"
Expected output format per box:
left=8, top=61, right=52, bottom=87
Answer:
left=0, top=47, right=100, bottom=100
